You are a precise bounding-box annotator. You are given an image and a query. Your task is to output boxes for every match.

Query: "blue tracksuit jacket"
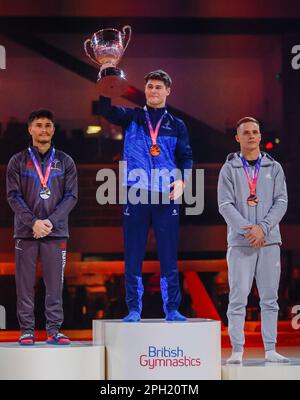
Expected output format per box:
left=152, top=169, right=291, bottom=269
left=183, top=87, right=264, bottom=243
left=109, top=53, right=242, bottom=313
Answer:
left=98, top=96, right=193, bottom=192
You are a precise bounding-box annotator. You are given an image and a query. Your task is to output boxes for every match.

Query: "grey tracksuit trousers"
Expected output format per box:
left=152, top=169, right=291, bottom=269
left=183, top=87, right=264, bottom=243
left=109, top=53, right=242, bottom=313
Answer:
left=15, top=238, right=67, bottom=335
left=227, top=244, right=281, bottom=352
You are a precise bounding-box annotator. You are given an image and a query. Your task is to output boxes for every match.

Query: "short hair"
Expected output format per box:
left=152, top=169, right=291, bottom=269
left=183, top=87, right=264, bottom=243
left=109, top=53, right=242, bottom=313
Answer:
left=236, top=116, right=260, bottom=130
left=27, top=109, right=54, bottom=125
left=144, top=69, right=172, bottom=88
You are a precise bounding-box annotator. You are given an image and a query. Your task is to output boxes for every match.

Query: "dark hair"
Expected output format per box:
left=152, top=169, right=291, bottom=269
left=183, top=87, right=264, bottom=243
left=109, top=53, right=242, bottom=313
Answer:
left=144, top=69, right=172, bottom=88
left=236, top=116, right=259, bottom=130
left=27, top=109, right=54, bottom=125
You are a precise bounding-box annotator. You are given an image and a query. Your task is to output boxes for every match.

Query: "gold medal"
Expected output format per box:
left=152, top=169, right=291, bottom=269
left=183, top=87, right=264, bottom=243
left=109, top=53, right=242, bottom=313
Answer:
left=150, top=144, right=161, bottom=156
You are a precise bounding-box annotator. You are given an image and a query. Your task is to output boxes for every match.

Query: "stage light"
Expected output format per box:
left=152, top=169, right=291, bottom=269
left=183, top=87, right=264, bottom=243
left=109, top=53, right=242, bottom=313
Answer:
left=113, top=133, right=123, bottom=141
left=275, top=138, right=280, bottom=144
left=86, top=125, right=102, bottom=135
left=265, top=142, right=274, bottom=150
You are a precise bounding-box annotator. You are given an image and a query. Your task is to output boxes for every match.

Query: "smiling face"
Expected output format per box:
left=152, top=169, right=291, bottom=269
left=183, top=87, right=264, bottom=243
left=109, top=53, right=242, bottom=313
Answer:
left=235, top=121, right=261, bottom=153
left=145, top=79, right=171, bottom=108
left=28, top=118, right=55, bottom=146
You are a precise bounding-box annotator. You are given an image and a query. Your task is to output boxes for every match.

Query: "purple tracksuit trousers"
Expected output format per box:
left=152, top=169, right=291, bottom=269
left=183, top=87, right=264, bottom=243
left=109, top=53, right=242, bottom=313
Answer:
left=15, top=238, right=67, bottom=335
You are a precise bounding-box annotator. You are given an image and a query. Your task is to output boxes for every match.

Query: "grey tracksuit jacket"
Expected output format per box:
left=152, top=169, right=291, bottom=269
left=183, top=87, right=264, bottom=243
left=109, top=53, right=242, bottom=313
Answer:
left=217, top=152, right=288, bottom=247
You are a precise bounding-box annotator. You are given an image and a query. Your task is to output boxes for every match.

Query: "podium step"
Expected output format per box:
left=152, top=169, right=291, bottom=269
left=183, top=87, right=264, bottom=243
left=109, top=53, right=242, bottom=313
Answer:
left=0, top=341, right=104, bottom=380
left=93, top=318, right=221, bottom=380
left=222, top=359, right=300, bottom=380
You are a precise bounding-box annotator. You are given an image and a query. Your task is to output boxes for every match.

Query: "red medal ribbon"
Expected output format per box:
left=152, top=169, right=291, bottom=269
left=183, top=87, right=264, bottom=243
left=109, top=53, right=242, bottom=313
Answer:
left=240, top=154, right=262, bottom=196
left=144, top=108, right=167, bottom=148
left=28, top=147, right=55, bottom=189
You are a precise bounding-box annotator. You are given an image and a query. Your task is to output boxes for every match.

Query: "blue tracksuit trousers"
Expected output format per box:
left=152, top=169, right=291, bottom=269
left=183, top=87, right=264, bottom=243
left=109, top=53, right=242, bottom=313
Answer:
left=123, top=196, right=181, bottom=315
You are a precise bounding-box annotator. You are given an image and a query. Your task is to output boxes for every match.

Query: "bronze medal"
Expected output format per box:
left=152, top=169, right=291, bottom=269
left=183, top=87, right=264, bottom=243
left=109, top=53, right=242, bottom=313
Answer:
left=144, top=108, right=166, bottom=158
left=247, top=194, right=258, bottom=207
left=150, top=144, right=161, bottom=156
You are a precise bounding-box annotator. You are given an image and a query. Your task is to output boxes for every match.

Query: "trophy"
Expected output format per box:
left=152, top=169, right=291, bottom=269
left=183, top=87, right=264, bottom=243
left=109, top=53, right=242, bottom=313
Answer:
left=84, top=25, right=132, bottom=97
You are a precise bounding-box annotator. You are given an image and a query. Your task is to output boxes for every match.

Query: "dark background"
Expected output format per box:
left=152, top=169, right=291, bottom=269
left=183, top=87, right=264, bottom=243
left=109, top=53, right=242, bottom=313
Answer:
left=0, top=0, right=300, bottom=331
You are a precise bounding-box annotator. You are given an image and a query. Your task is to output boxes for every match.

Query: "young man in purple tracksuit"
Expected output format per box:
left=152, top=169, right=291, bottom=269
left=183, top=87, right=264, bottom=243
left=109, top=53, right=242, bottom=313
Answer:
left=7, top=109, right=78, bottom=345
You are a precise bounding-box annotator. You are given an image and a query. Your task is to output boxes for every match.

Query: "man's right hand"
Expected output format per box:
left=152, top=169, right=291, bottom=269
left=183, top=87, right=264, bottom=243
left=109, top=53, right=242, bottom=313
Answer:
left=32, top=219, right=53, bottom=239
left=252, top=238, right=266, bottom=249
left=243, top=225, right=266, bottom=249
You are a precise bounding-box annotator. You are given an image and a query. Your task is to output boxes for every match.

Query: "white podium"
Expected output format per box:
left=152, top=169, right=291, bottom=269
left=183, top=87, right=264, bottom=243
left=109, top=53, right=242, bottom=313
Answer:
left=93, top=319, right=221, bottom=380
left=0, top=342, right=105, bottom=380
left=222, top=359, right=300, bottom=380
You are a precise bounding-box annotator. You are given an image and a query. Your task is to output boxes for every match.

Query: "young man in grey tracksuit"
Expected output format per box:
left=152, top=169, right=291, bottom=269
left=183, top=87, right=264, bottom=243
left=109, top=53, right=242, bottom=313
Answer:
left=217, top=116, right=289, bottom=364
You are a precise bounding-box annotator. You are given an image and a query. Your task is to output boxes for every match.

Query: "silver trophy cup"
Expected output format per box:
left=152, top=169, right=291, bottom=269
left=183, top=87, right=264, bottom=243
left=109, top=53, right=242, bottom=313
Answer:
left=84, top=25, right=132, bottom=97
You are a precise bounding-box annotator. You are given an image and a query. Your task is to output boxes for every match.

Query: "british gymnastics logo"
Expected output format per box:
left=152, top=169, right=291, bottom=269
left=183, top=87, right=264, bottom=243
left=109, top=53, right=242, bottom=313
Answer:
left=139, top=346, right=201, bottom=369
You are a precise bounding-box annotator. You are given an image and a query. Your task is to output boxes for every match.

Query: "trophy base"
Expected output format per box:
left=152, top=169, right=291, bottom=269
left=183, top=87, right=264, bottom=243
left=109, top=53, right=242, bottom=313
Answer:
left=97, top=67, right=128, bottom=97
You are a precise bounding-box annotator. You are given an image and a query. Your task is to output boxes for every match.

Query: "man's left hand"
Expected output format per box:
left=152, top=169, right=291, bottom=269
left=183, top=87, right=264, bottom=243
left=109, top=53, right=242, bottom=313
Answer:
left=169, top=180, right=185, bottom=201
left=33, top=219, right=53, bottom=239
left=243, top=224, right=265, bottom=248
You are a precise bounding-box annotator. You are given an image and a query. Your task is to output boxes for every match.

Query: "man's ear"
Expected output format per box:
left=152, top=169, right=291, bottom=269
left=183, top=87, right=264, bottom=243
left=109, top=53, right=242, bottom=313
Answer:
left=235, top=134, right=240, bottom=143
left=28, top=125, right=33, bottom=137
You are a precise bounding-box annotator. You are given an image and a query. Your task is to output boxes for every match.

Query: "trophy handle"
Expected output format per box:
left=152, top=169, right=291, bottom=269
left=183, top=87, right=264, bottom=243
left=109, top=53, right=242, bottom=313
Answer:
left=84, top=39, right=101, bottom=67
left=122, top=25, right=132, bottom=54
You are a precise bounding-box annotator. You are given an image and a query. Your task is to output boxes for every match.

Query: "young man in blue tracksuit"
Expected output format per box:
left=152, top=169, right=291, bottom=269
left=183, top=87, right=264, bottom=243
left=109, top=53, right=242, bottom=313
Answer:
left=7, top=109, right=78, bottom=345
left=99, top=69, right=193, bottom=322
left=217, top=116, right=289, bottom=363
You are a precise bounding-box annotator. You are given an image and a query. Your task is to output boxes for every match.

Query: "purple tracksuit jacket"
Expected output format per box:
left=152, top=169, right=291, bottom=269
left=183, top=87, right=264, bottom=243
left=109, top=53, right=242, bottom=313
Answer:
left=6, top=145, right=78, bottom=238
left=6, top=145, right=77, bottom=335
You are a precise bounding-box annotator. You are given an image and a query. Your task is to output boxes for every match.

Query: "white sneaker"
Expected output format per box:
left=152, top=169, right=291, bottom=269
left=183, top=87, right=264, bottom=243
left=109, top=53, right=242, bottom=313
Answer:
left=265, top=350, right=290, bottom=363
left=226, top=351, right=243, bottom=364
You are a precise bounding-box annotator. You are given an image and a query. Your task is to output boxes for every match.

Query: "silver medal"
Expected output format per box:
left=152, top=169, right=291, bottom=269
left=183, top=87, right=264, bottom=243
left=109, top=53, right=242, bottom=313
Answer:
left=40, top=187, right=51, bottom=200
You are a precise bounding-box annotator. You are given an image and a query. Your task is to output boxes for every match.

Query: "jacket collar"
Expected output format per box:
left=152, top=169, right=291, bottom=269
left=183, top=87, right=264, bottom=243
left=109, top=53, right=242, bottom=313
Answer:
left=144, top=105, right=167, bottom=113
left=226, top=151, right=274, bottom=168
left=29, top=144, right=54, bottom=161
